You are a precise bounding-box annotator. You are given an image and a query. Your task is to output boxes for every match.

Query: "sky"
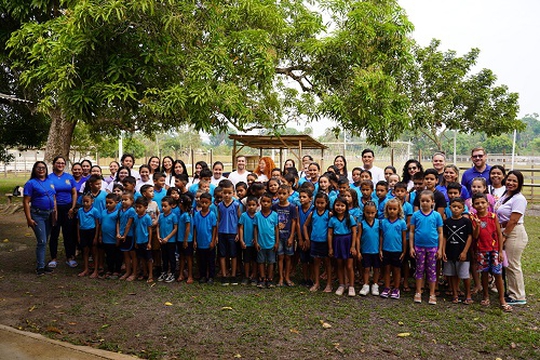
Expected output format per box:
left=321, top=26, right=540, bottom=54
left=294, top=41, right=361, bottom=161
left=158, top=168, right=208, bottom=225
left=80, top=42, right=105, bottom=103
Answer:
left=305, top=0, right=540, bottom=137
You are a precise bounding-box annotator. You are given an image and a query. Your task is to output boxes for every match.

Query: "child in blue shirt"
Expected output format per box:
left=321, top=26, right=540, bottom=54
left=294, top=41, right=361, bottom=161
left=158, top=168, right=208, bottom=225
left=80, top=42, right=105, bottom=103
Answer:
left=177, top=195, right=193, bottom=283
left=238, top=196, right=259, bottom=286
left=193, top=193, right=218, bottom=284
left=99, top=193, right=121, bottom=279
left=357, top=201, right=381, bottom=296
left=380, top=199, right=408, bottom=300
left=217, top=180, right=242, bottom=286
left=375, top=181, right=389, bottom=220
left=254, top=192, right=279, bottom=288
left=118, top=193, right=136, bottom=281
left=134, top=197, right=154, bottom=283
left=157, top=197, right=178, bottom=283
left=77, top=193, right=100, bottom=279
left=393, top=182, right=413, bottom=292
left=444, top=182, right=471, bottom=219
left=297, top=188, right=314, bottom=288
left=272, top=185, right=298, bottom=287
left=152, top=172, right=167, bottom=211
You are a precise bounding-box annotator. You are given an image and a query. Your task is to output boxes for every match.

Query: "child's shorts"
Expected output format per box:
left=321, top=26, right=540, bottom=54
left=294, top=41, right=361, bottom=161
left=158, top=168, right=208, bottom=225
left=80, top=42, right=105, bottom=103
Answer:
left=476, top=251, right=502, bottom=275
left=178, top=241, right=194, bottom=256
left=119, top=236, right=134, bottom=252
left=298, top=247, right=311, bottom=264
left=310, top=241, right=328, bottom=259
left=333, top=234, right=353, bottom=260
left=150, top=228, right=160, bottom=251
left=218, top=233, right=238, bottom=258
left=277, top=237, right=294, bottom=256
left=257, top=248, right=276, bottom=264
left=382, top=251, right=403, bottom=268
left=361, top=253, right=381, bottom=269
left=136, top=242, right=153, bottom=261
left=79, top=228, right=96, bottom=248
left=242, top=246, right=257, bottom=263
left=443, top=260, right=470, bottom=279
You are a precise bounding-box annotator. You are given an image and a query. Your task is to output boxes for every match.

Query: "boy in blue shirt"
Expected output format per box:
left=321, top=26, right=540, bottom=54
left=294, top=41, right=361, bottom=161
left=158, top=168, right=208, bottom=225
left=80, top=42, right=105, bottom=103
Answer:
left=193, top=193, right=218, bottom=284
left=152, top=172, right=167, bottom=211
left=375, top=181, right=389, bottom=220
left=217, top=180, right=242, bottom=286
left=157, top=197, right=178, bottom=283
left=254, top=192, right=279, bottom=288
left=77, top=193, right=100, bottom=278
left=134, top=197, right=154, bottom=283
left=99, top=193, right=121, bottom=279
left=445, top=182, right=470, bottom=219
left=238, top=196, right=258, bottom=286
left=272, top=185, right=298, bottom=287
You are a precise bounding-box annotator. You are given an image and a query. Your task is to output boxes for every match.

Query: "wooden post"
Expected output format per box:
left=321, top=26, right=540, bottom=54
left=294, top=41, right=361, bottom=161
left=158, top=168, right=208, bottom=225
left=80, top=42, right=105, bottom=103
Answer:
left=531, top=164, right=534, bottom=200
left=232, top=138, right=237, bottom=172
left=391, top=148, right=394, bottom=167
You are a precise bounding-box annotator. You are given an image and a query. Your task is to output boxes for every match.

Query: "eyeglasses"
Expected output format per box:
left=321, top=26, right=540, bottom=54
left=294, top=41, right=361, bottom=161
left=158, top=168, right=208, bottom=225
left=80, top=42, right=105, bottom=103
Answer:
left=408, top=167, right=417, bottom=170
left=472, top=154, right=484, bottom=159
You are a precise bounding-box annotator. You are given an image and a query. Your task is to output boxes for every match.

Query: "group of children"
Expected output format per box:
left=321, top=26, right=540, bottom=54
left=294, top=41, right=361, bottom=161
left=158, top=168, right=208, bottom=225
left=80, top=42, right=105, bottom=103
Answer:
left=72, top=161, right=511, bottom=311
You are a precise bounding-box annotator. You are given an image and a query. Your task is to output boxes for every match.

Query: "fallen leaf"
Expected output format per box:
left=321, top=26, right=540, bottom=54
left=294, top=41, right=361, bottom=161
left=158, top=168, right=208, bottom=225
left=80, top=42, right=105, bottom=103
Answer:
left=150, top=283, right=156, bottom=288
left=3, top=239, right=9, bottom=243
left=46, top=326, right=62, bottom=334
left=398, top=321, right=404, bottom=326
left=68, top=322, right=77, bottom=325
left=321, top=322, right=332, bottom=329
left=473, top=317, right=479, bottom=321
left=221, top=306, right=233, bottom=311
left=164, top=302, right=173, bottom=306
left=100, top=324, right=110, bottom=329
left=397, top=333, right=410, bottom=337
left=28, top=305, right=36, bottom=312
left=511, top=342, right=517, bottom=349
left=432, top=339, right=437, bottom=344
left=290, top=328, right=300, bottom=334
left=233, top=354, right=242, bottom=358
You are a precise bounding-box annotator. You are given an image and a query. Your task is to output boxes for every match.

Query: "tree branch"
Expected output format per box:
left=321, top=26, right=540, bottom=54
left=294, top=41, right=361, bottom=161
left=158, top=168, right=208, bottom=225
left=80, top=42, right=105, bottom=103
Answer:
left=275, top=66, right=311, bottom=92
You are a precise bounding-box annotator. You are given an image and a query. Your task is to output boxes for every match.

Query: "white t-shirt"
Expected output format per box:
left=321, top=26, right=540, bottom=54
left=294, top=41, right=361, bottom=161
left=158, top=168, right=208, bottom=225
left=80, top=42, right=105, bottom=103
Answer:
left=135, top=179, right=154, bottom=192
left=228, top=170, right=249, bottom=186
left=211, top=176, right=227, bottom=186
left=361, top=165, right=385, bottom=183
left=495, top=192, right=527, bottom=225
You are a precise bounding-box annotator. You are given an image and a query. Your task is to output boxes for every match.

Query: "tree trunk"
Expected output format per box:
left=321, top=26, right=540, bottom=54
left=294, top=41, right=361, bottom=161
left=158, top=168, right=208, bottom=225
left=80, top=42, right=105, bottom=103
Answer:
left=44, top=107, right=77, bottom=163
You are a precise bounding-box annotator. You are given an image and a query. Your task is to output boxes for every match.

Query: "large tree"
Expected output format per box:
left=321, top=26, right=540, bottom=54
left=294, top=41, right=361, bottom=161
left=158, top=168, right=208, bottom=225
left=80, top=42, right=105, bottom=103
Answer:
left=405, top=39, right=523, bottom=150
left=5, top=0, right=414, bottom=161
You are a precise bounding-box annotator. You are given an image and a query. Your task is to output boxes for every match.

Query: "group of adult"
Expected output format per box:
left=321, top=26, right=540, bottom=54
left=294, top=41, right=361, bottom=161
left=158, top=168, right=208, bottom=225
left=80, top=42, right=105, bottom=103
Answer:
left=22, top=148, right=529, bottom=304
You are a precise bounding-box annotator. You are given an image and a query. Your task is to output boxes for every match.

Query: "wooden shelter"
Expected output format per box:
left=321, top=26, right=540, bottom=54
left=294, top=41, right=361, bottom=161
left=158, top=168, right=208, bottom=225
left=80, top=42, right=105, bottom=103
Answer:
left=228, top=134, right=327, bottom=170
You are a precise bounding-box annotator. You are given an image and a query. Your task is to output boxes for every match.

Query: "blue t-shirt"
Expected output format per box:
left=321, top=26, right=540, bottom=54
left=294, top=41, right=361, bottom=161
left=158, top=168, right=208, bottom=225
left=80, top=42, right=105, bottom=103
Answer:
left=153, top=187, right=167, bottom=211
left=218, top=200, right=241, bottom=234
left=100, top=209, right=119, bottom=244
left=436, top=184, right=470, bottom=202
left=359, top=197, right=378, bottom=221
left=78, top=206, right=100, bottom=230
left=461, top=165, right=491, bottom=194
left=134, top=213, right=153, bottom=244
left=193, top=210, right=217, bottom=249
left=177, top=211, right=192, bottom=243
left=48, top=172, right=75, bottom=206
left=360, top=219, right=380, bottom=254
left=288, top=191, right=300, bottom=207
left=411, top=210, right=443, bottom=248
left=24, top=178, right=56, bottom=211
left=349, top=207, right=362, bottom=226
left=298, top=204, right=314, bottom=241
left=377, top=197, right=388, bottom=220
left=311, top=209, right=330, bottom=242
left=118, top=207, right=136, bottom=237
left=402, top=201, right=413, bottom=219
left=158, top=212, right=178, bottom=242
left=79, top=190, right=107, bottom=214
left=255, top=210, right=279, bottom=250
left=189, top=182, right=216, bottom=196
left=272, top=202, right=298, bottom=240
left=328, top=215, right=356, bottom=235
left=381, top=218, right=407, bottom=252
left=238, top=212, right=256, bottom=247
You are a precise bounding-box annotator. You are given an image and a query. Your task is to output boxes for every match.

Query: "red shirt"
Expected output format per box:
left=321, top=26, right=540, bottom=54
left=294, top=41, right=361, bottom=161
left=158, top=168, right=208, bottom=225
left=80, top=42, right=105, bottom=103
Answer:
left=474, top=212, right=499, bottom=252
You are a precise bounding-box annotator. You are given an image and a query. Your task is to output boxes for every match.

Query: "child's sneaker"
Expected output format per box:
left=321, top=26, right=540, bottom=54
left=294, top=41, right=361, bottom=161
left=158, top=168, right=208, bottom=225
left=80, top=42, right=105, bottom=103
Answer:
left=390, top=288, right=400, bottom=299
left=359, top=284, right=370, bottom=296
left=429, top=295, right=437, bottom=305
left=157, top=272, right=167, bottom=282
left=257, top=280, right=265, bottom=288
left=241, top=278, right=249, bottom=286
left=231, top=277, right=239, bottom=286
left=371, top=284, right=379, bottom=296
left=348, top=286, right=356, bottom=297
left=250, top=279, right=258, bottom=287
left=267, top=280, right=275, bottom=288
left=165, top=273, right=175, bottom=283
left=221, top=277, right=230, bottom=286
left=335, top=285, right=345, bottom=296
left=414, top=293, right=422, bottom=303
left=380, top=287, right=391, bottom=298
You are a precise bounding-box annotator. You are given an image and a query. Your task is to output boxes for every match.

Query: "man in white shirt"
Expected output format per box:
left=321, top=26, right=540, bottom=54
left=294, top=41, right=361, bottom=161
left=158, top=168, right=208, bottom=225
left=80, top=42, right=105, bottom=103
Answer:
left=227, top=155, right=249, bottom=186
left=360, top=148, right=385, bottom=183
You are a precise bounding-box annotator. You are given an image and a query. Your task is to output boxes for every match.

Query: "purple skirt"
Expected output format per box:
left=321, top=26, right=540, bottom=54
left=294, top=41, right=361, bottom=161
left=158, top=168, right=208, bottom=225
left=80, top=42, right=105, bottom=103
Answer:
left=333, top=234, right=353, bottom=260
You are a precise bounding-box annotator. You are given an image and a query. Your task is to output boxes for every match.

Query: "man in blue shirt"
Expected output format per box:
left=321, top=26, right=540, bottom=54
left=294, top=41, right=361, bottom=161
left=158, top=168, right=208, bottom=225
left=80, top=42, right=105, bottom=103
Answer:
left=461, top=147, right=491, bottom=193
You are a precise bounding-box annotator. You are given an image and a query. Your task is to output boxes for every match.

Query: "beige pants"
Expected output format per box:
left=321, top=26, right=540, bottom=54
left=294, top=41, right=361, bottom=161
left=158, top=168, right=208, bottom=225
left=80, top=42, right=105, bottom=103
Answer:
left=503, top=224, right=528, bottom=300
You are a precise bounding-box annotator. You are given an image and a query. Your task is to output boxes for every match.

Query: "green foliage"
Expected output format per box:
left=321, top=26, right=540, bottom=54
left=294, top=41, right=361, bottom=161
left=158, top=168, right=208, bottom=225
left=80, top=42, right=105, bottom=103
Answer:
left=405, top=39, right=523, bottom=150
left=483, top=135, right=513, bottom=154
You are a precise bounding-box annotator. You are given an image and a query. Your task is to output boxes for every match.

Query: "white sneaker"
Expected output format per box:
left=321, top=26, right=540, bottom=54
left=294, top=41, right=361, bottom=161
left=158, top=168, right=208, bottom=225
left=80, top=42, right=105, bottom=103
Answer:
left=335, top=285, right=345, bottom=296
left=371, top=284, right=379, bottom=296
left=359, top=284, right=370, bottom=296
left=157, top=272, right=166, bottom=282
left=348, top=286, right=356, bottom=297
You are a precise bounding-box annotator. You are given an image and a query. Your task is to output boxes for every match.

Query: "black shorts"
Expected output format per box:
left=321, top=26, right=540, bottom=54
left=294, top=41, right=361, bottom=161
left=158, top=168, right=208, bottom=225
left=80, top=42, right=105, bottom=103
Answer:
left=310, top=241, right=328, bottom=258
left=382, top=251, right=403, bottom=268
left=136, top=242, right=153, bottom=260
left=299, top=248, right=312, bottom=264
left=361, top=253, right=381, bottom=269
left=178, top=241, right=194, bottom=256
left=79, top=228, right=96, bottom=248
left=242, top=246, right=257, bottom=263
left=218, top=233, right=238, bottom=258
left=119, top=236, right=134, bottom=252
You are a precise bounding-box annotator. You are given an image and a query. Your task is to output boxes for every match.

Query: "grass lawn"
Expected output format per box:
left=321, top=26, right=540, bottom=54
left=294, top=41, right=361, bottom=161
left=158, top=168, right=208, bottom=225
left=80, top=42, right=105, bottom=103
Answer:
left=0, top=210, right=538, bottom=359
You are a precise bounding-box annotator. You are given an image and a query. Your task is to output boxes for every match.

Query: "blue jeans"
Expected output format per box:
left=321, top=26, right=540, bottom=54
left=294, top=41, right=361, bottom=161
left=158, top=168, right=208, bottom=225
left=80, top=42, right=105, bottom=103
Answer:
left=31, top=208, right=53, bottom=269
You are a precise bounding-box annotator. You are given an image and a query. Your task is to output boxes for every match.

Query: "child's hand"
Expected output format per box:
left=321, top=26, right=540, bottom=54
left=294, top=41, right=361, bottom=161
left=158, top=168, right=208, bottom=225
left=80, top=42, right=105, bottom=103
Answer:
left=442, top=253, right=447, bottom=262
left=209, top=241, right=215, bottom=250
left=240, top=241, right=246, bottom=250
left=234, top=234, right=239, bottom=242
left=499, top=252, right=504, bottom=263
left=356, top=252, right=362, bottom=261
left=93, top=238, right=98, bottom=246
left=328, top=249, right=334, bottom=258
left=287, top=238, right=293, bottom=248
left=193, top=242, right=197, bottom=250
left=183, top=241, right=188, bottom=249
left=436, top=249, right=442, bottom=260
left=273, top=242, right=279, bottom=252
left=458, top=252, right=467, bottom=262
left=379, top=251, right=383, bottom=261
left=147, top=243, right=152, bottom=250
left=350, top=247, right=357, bottom=257
left=304, top=240, right=310, bottom=251
left=255, top=243, right=261, bottom=252
left=399, top=252, right=405, bottom=261
left=410, top=248, right=416, bottom=259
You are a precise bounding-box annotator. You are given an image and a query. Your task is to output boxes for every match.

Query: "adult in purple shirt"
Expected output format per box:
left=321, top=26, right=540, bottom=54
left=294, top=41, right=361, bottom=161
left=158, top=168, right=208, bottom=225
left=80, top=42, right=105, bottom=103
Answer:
left=461, top=147, right=491, bottom=193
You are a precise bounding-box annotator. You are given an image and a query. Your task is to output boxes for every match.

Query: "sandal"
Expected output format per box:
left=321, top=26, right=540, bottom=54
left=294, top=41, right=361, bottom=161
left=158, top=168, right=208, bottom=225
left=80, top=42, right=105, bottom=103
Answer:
left=186, top=278, right=194, bottom=284
left=285, top=280, right=295, bottom=287
left=402, top=286, right=411, bottom=293
left=452, top=297, right=460, bottom=304
left=48, top=260, right=57, bottom=268
left=501, top=303, right=513, bottom=312
left=480, top=298, right=490, bottom=306
left=309, top=284, right=320, bottom=292
left=147, top=278, right=154, bottom=284
left=463, top=298, right=474, bottom=305
left=471, top=287, right=483, bottom=295
left=323, top=285, right=333, bottom=293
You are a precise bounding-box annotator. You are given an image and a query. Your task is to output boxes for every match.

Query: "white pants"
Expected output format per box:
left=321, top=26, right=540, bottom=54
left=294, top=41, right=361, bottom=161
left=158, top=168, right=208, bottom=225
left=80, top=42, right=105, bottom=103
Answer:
left=504, top=224, right=528, bottom=300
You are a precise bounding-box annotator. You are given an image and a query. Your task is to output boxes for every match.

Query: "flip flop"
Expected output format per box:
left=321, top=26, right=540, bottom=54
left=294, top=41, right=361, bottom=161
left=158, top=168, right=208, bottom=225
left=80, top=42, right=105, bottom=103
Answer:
left=47, top=260, right=57, bottom=268
left=463, top=298, right=474, bottom=305
left=480, top=298, right=491, bottom=306
left=501, top=303, right=513, bottom=312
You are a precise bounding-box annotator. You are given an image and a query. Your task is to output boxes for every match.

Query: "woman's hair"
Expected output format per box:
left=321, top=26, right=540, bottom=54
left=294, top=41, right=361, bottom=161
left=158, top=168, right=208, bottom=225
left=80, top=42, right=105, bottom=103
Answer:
left=284, top=158, right=296, bottom=170
left=147, top=156, right=160, bottom=172
left=384, top=165, right=397, bottom=175
left=384, top=198, right=404, bottom=219
left=489, top=165, right=506, bottom=182
left=282, top=172, right=297, bottom=190
left=333, top=155, right=348, bottom=177
left=80, top=159, right=93, bottom=168
left=115, top=166, right=131, bottom=182
left=402, top=159, right=424, bottom=183
left=120, top=153, right=135, bottom=164
left=254, top=156, right=276, bottom=180
left=173, top=159, right=189, bottom=177
left=308, top=162, right=320, bottom=171
left=112, top=183, right=124, bottom=192
left=30, top=161, right=48, bottom=179
left=91, top=165, right=103, bottom=178
left=502, top=170, right=525, bottom=204
left=194, top=161, right=209, bottom=178
left=212, top=161, right=224, bottom=170
left=161, top=156, right=175, bottom=173
left=139, top=164, right=150, bottom=173
left=332, top=196, right=352, bottom=229
left=440, top=164, right=460, bottom=186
